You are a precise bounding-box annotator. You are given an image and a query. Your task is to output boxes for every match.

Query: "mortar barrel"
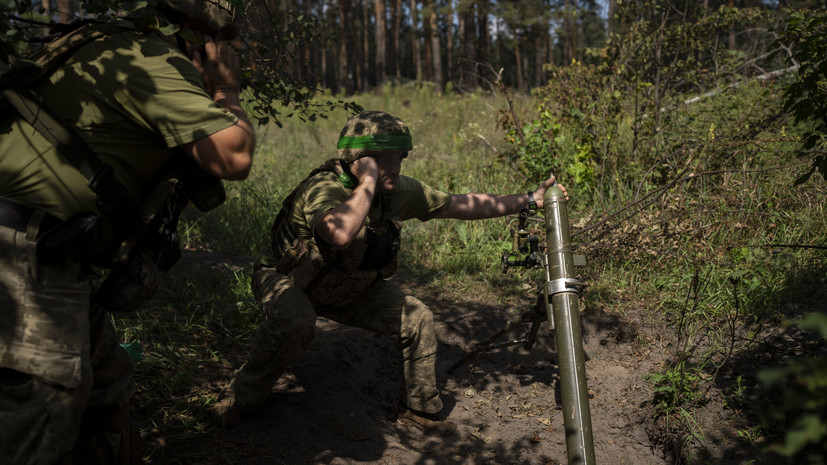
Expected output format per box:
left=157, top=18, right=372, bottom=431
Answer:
left=544, top=185, right=596, bottom=465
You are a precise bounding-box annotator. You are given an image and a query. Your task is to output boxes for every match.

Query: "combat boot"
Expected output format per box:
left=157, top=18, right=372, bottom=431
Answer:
left=208, top=381, right=263, bottom=428
left=208, top=390, right=246, bottom=428
left=397, top=406, right=457, bottom=437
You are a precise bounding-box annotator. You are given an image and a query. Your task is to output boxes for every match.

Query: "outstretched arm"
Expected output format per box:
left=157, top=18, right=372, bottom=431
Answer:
left=182, top=36, right=256, bottom=181
left=436, top=174, right=569, bottom=220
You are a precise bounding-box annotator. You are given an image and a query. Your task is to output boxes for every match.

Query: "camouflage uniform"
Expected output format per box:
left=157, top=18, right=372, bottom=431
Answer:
left=232, top=111, right=450, bottom=415
left=0, top=221, right=135, bottom=465
left=235, top=265, right=442, bottom=414
left=0, top=2, right=240, bottom=462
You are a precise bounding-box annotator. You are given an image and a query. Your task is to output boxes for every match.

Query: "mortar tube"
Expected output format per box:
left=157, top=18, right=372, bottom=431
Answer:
left=544, top=185, right=596, bottom=465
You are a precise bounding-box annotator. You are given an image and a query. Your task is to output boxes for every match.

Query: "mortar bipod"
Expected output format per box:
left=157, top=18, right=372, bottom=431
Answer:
left=445, top=291, right=547, bottom=374
left=444, top=285, right=592, bottom=375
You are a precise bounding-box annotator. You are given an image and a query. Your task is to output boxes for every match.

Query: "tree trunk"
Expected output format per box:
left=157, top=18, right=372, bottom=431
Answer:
left=303, top=0, right=312, bottom=87
left=459, top=1, right=476, bottom=90
left=698, top=0, right=709, bottom=64
left=363, top=0, right=370, bottom=89
left=534, top=24, right=545, bottom=88
left=429, top=0, right=442, bottom=92
left=319, top=0, right=330, bottom=90
left=391, top=0, right=402, bottom=77
left=477, top=0, right=489, bottom=66
left=445, top=1, right=453, bottom=85
left=375, top=0, right=387, bottom=85
left=354, top=0, right=365, bottom=92
left=411, top=0, right=423, bottom=81
left=728, top=0, right=736, bottom=50
left=608, top=0, right=618, bottom=36
left=514, top=34, right=523, bottom=91
left=423, top=4, right=433, bottom=81
left=563, top=0, right=579, bottom=63
left=338, top=0, right=354, bottom=94
left=57, top=0, right=72, bottom=23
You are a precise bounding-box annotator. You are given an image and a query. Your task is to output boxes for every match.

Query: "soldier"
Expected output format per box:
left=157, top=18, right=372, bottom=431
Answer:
left=0, top=1, right=255, bottom=463
left=212, top=111, right=566, bottom=437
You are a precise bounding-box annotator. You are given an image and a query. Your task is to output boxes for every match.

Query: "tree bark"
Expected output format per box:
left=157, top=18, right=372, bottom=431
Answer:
left=429, top=0, right=443, bottom=91
left=411, top=0, right=423, bottom=81
left=423, top=3, right=433, bottom=81
left=57, top=0, right=72, bottom=23
left=514, top=32, right=523, bottom=90
left=445, top=1, right=453, bottom=85
left=375, top=0, right=387, bottom=85
left=477, top=0, right=489, bottom=66
left=728, top=0, right=736, bottom=50
left=459, top=1, right=476, bottom=90
left=363, top=0, right=370, bottom=89
left=391, top=0, right=402, bottom=77
left=534, top=24, right=545, bottom=88
left=354, top=0, right=365, bottom=92
left=338, top=0, right=354, bottom=94
left=608, top=0, right=618, bottom=36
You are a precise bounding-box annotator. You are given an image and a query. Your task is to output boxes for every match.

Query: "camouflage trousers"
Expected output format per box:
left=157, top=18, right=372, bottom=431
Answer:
left=0, top=222, right=136, bottom=465
left=233, top=265, right=443, bottom=414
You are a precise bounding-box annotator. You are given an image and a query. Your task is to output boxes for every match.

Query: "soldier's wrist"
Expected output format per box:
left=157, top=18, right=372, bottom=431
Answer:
left=527, top=191, right=538, bottom=210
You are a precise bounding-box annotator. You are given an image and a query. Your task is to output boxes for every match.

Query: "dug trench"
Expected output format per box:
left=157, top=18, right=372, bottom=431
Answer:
left=134, top=252, right=763, bottom=465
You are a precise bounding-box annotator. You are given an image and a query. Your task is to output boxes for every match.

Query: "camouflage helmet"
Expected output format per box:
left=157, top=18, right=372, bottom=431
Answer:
left=337, top=111, right=413, bottom=162
left=158, top=0, right=237, bottom=35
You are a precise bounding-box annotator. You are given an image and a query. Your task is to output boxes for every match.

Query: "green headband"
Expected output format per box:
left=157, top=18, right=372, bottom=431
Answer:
left=337, top=132, right=413, bottom=152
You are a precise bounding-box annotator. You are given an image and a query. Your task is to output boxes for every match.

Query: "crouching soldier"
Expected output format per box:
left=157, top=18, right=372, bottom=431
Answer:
left=212, top=111, right=565, bottom=437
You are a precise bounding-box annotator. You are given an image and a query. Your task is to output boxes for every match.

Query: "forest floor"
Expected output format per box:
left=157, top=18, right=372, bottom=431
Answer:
left=138, top=252, right=784, bottom=465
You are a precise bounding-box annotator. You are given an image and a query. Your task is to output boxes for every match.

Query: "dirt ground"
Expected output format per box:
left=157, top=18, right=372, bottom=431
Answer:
left=145, top=253, right=762, bottom=465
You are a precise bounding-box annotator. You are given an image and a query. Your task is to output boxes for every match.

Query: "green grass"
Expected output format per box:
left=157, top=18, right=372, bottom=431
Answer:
left=113, top=80, right=826, bottom=463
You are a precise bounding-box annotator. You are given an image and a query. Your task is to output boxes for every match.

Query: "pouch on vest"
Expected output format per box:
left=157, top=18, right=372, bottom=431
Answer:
left=294, top=204, right=402, bottom=309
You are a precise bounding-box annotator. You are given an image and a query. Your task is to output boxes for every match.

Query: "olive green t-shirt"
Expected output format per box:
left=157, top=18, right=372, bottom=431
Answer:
left=259, top=172, right=452, bottom=266
left=0, top=29, right=238, bottom=220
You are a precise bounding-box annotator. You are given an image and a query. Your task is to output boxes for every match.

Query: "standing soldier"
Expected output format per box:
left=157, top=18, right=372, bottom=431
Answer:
left=212, top=111, right=565, bottom=437
left=0, top=1, right=256, bottom=463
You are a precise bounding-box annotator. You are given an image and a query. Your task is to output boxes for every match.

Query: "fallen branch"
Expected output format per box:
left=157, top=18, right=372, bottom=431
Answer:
left=681, top=65, right=800, bottom=106
left=727, top=243, right=827, bottom=251
left=573, top=161, right=812, bottom=239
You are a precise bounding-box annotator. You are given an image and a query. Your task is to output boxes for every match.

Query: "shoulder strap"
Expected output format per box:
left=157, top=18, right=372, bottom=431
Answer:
left=1, top=21, right=145, bottom=236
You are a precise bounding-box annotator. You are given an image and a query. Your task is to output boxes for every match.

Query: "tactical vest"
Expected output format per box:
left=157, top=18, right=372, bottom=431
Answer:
left=1, top=21, right=225, bottom=311
left=270, top=158, right=402, bottom=308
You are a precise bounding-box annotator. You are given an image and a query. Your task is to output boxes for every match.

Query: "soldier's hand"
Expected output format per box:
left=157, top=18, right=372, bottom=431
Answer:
left=350, top=157, right=380, bottom=187
left=189, top=36, right=241, bottom=97
left=533, top=174, right=569, bottom=208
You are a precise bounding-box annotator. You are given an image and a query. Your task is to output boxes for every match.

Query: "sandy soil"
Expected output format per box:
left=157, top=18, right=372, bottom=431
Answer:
left=142, top=253, right=785, bottom=465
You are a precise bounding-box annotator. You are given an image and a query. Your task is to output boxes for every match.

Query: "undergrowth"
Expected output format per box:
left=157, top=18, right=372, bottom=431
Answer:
left=112, top=9, right=827, bottom=461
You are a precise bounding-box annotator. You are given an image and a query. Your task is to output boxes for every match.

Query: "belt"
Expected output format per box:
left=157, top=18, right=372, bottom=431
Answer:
left=0, top=197, right=63, bottom=237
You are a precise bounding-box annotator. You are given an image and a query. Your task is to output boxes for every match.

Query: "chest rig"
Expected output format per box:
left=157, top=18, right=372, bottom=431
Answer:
left=269, top=159, right=402, bottom=308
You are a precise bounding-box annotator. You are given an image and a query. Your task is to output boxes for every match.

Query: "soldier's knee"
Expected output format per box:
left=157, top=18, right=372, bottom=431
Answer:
left=400, top=297, right=437, bottom=348
left=266, top=317, right=316, bottom=348
left=403, top=296, right=434, bottom=327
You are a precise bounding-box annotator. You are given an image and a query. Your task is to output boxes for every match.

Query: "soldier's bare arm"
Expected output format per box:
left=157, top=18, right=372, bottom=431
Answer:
left=437, top=174, right=569, bottom=220
left=315, top=157, right=379, bottom=250
left=184, top=36, right=256, bottom=180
